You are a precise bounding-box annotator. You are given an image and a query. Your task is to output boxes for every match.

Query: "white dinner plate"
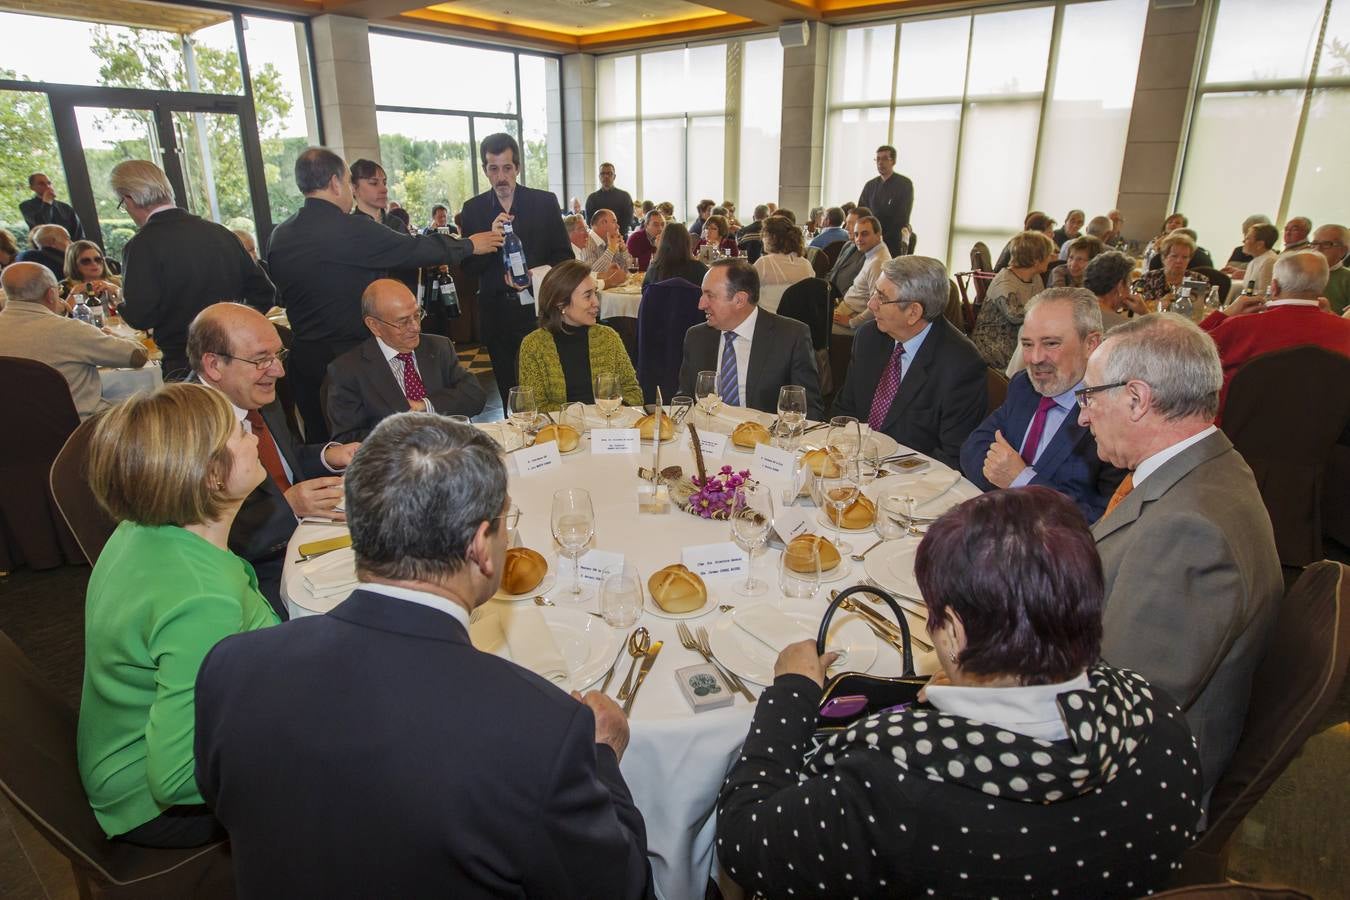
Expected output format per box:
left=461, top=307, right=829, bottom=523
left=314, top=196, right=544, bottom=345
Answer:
left=707, top=605, right=877, bottom=686
left=493, top=571, right=557, bottom=602
left=861, top=538, right=927, bottom=606
left=799, top=431, right=901, bottom=461
left=816, top=556, right=854, bottom=584
left=867, top=470, right=980, bottom=521
left=643, top=591, right=718, bottom=620
left=469, top=606, right=623, bottom=692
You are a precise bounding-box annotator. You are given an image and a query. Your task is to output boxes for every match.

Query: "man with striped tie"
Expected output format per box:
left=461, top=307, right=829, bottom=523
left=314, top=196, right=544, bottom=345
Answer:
left=676, top=258, right=823, bottom=421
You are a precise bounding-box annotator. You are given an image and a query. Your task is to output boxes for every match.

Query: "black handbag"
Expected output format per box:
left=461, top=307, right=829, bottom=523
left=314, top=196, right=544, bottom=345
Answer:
left=813, top=584, right=930, bottom=731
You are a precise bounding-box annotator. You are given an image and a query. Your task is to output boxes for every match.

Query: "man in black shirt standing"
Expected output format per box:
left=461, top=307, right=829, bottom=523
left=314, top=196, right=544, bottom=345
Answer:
left=20, top=173, right=84, bottom=241
left=858, top=145, right=914, bottom=257
left=584, top=163, right=634, bottom=238
left=460, top=133, right=572, bottom=407
left=267, top=147, right=502, bottom=440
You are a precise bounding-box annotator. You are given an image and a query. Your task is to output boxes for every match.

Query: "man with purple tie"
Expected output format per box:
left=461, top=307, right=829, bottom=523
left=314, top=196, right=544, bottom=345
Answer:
left=959, top=288, right=1127, bottom=522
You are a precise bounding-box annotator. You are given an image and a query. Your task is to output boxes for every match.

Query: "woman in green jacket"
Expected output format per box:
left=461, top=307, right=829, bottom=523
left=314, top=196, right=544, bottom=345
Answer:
left=78, top=383, right=280, bottom=848
left=518, top=259, right=642, bottom=411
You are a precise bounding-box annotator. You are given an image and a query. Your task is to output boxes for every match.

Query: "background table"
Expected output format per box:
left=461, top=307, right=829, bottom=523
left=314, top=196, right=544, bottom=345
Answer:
left=99, top=363, right=162, bottom=404
left=600, top=279, right=643, bottom=320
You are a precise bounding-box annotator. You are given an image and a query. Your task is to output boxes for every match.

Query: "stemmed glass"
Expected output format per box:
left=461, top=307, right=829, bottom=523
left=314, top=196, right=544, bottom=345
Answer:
left=695, top=370, right=721, bottom=428
left=817, top=463, right=860, bottom=554
left=593, top=373, right=622, bottom=429
left=825, top=415, right=860, bottom=470
left=551, top=488, right=595, bottom=601
left=730, top=482, right=774, bottom=597
left=507, top=386, right=537, bottom=450
left=777, top=385, right=807, bottom=449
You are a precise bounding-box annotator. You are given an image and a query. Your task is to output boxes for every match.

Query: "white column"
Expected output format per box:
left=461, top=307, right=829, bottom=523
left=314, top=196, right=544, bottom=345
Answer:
left=310, top=15, right=381, bottom=165
left=560, top=53, right=597, bottom=209
left=778, top=23, right=829, bottom=215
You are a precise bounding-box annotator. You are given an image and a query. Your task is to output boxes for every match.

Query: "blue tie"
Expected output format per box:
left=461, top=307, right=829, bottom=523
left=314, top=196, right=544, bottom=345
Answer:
left=718, top=331, right=739, bottom=406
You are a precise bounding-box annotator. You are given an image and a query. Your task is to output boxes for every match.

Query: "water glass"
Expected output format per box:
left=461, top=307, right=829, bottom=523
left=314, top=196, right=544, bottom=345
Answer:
left=594, top=373, right=622, bottom=427
left=777, top=385, right=807, bottom=447
left=825, top=416, right=861, bottom=468
left=816, top=467, right=860, bottom=554
left=600, top=563, right=643, bottom=628
left=551, top=488, right=595, bottom=601
left=730, top=482, right=774, bottom=597
left=669, top=395, right=694, bottom=427
left=778, top=542, right=820, bottom=601
left=559, top=402, right=586, bottom=435
left=694, top=370, right=721, bottom=426
left=507, top=387, right=537, bottom=443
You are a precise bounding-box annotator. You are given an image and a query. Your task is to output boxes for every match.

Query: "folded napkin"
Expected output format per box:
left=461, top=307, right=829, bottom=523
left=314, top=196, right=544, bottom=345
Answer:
left=499, top=606, right=569, bottom=685
left=301, top=548, right=359, bottom=597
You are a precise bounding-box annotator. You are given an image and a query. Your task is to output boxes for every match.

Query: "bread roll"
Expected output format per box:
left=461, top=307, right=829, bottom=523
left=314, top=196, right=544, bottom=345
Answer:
left=533, top=424, right=580, bottom=452
left=501, top=547, right=547, bottom=595
left=647, top=564, right=707, bottom=613
left=824, top=494, right=876, bottom=529
left=784, top=535, right=841, bottom=573
left=635, top=414, right=674, bottom=441
left=732, top=421, right=772, bottom=449
left=802, top=448, right=840, bottom=477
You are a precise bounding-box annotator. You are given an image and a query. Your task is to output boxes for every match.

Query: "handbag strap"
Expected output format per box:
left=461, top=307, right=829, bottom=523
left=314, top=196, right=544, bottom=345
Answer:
left=816, top=584, right=916, bottom=677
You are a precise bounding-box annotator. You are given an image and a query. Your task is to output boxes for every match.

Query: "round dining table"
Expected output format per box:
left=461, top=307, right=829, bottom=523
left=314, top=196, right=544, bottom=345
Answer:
left=281, top=405, right=977, bottom=899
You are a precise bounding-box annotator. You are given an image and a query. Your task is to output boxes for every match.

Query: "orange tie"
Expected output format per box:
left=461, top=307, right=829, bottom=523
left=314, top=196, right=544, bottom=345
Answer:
left=1103, top=473, right=1134, bottom=518
left=245, top=409, right=292, bottom=494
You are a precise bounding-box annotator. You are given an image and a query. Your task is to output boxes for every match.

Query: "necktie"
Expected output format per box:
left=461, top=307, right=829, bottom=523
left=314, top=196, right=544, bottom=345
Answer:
left=1103, top=473, right=1135, bottom=518
left=396, top=352, right=427, bottom=403
left=244, top=409, right=292, bottom=493
left=1019, top=396, right=1058, bottom=465
left=718, top=332, right=739, bottom=406
left=867, top=342, right=905, bottom=431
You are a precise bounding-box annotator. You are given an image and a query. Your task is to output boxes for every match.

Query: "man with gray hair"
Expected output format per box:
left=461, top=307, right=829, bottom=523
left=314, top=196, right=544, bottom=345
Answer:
left=1200, top=249, right=1350, bottom=415
left=1310, top=223, right=1349, bottom=313
left=1282, top=215, right=1313, bottom=252
left=112, top=159, right=274, bottom=380
left=833, top=256, right=986, bottom=467
left=960, top=287, right=1126, bottom=521
left=0, top=262, right=147, bottom=419
left=1078, top=313, right=1281, bottom=806
left=14, top=223, right=71, bottom=279
left=1059, top=214, right=1111, bottom=260
left=194, top=415, right=652, bottom=897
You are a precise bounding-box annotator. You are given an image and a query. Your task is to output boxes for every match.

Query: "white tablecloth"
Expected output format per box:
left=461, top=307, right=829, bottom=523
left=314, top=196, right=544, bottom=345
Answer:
left=280, top=406, right=961, bottom=899
left=599, top=282, right=643, bottom=320
left=99, top=364, right=163, bottom=404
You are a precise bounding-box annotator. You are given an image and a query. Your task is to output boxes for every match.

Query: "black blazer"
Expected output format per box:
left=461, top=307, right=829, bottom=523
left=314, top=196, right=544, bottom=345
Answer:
left=833, top=319, right=987, bottom=468
left=195, top=590, right=652, bottom=899
left=119, top=208, right=274, bottom=362
left=325, top=334, right=486, bottom=442
left=826, top=242, right=864, bottom=301
left=460, top=185, right=572, bottom=305
left=14, top=246, right=66, bottom=281
left=19, top=196, right=84, bottom=240
left=677, top=308, right=824, bottom=420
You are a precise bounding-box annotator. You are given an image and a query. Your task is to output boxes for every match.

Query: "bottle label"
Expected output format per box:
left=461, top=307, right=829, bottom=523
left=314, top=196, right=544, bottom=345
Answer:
left=508, top=251, right=527, bottom=277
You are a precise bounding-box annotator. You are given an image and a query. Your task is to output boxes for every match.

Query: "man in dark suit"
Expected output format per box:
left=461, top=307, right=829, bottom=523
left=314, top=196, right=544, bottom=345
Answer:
left=188, top=303, right=360, bottom=621
left=19, top=173, right=83, bottom=241
left=677, top=258, right=824, bottom=420
left=1079, top=313, right=1282, bottom=805
left=833, top=256, right=986, bottom=468
left=960, top=288, right=1126, bottom=522
left=825, top=208, right=867, bottom=302
left=267, top=147, right=501, bottom=440
left=858, top=145, right=914, bottom=257
left=326, top=278, right=486, bottom=442
left=460, top=133, right=573, bottom=408
left=194, top=415, right=652, bottom=898
left=14, top=224, right=69, bottom=280
left=111, top=160, right=275, bottom=381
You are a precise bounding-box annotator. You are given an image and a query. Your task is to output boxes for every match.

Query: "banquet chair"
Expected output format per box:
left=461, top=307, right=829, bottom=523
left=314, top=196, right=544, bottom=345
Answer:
left=808, top=246, right=832, bottom=278
left=636, top=277, right=703, bottom=403
left=741, top=239, right=763, bottom=264
left=0, top=630, right=236, bottom=898
left=819, top=239, right=846, bottom=271
left=1221, top=346, right=1350, bottom=567
left=272, top=322, right=302, bottom=439
left=50, top=415, right=117, bottom=567
left=778, top=278, right=833, bottom=395
left=1172, top=560, right=1349, bottom=886
left=1190, top=266, right=1232, bottom=300
left=0, top=357, right=83, bottom=573
left=985, top=368, right=1009, bottom=416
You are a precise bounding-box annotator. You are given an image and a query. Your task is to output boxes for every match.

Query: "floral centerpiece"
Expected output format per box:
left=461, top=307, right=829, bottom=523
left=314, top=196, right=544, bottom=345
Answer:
left=672, top=423, right=754, bottom=520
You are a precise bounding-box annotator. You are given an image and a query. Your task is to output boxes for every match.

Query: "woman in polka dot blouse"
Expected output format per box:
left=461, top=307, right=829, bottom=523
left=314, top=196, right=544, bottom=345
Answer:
left=716, top=487, right=1203, bottom=899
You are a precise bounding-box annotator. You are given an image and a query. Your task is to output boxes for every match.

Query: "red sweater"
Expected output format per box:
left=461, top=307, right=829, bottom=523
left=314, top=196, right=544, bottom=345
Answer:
left=626, top=230, right=657, bottom=270
left=1201, top=303, right=1350, bottom=417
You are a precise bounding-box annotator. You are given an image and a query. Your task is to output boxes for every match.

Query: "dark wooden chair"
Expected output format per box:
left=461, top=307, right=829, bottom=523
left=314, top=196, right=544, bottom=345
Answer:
left=778, top=278, right=833, bottom=396
left=50, top=415, right=117, bottom=567
left=984, top=367, right=1009, bottom=416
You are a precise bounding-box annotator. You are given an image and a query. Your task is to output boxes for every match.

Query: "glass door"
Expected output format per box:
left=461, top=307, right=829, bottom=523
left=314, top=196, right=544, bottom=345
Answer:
left=72, top=105, right=165, bottom=259
left=172, top=110, right=253, bottom=234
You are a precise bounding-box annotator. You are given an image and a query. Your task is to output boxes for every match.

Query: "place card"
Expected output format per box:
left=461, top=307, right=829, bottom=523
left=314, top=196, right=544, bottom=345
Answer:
left=592, top=428, right=640, bottom=454
left=688, top=431, right=728, bottom=459
left=681, top=542, right=749, bottom=578
left=576, top=549, right=625, bottom=584
left=514, top=441, right=561, bottom=476
left=770, top=507, right=812, bottom=543
left=751, top=443, right=798, bottom=498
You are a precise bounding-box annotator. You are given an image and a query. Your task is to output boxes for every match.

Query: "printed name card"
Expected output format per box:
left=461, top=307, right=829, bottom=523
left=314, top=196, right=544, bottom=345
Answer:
left=514, top=441, right=561, bottom=476
left=770, top=507, right=812, bottom=543
left=688, top=431, right=728, bottom=459
left=577, top=549, right=625, bottom=584
left=752, top=443, right=797, bottom=491
left=592, top=428, right=640, bottom=454
left=681, top=542, right=749, bottom=578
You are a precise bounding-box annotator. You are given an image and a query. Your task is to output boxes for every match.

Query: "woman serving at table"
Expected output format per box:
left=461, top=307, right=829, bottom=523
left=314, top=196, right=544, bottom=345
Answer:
left=717, top=487, right=1202, bottom=899
left=517, top=259, right=642, bottom=411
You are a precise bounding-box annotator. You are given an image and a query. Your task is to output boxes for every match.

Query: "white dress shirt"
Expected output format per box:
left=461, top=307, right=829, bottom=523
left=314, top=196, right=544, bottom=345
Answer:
left=925, top=671, right=1091, bottom=741
left=1132, top=424, right=1218, bottom=487
left=356, top=583, right=472, bottom=632
left=377, top=336, right=434, bottom=413
left=718, top=305, right=759, bottom=407
left=840, top=242, right=893, bottom=325
left=1009, top=380, right=1083, bottom=488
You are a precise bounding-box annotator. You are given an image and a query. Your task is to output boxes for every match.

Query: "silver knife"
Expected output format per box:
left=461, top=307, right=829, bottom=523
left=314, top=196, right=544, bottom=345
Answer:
left=622, top=640, right=663, bottom=716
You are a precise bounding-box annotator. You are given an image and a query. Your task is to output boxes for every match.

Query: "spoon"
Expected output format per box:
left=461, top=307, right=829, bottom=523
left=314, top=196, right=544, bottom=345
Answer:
left=850, top=538, right=884, bottom=562
left=616, top=627, right=651, bottom=700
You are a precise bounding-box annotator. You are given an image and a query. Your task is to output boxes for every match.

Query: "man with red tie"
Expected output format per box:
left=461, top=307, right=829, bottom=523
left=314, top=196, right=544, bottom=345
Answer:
left=188, top=303, right=361, bottom=619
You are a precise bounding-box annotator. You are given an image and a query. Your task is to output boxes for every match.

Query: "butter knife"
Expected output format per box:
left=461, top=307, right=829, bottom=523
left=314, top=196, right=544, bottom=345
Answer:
left=622, top=640, right=663, bottom=716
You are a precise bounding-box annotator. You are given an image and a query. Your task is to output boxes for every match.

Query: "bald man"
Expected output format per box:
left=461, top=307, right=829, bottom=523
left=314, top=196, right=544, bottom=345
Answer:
left=325, top=278, right=486, bottom=442
left=188, top=302, right=361, bottom=619
left=16, top=224, right=71, bottom=280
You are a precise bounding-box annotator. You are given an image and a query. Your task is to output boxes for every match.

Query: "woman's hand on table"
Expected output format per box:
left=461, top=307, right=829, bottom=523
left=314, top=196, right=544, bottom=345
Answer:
left=773, top=640, right=839, bottom=689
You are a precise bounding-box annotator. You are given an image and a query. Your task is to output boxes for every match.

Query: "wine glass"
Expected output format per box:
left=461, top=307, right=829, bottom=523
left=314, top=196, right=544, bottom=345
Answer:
left=594, top=373, right=622, bottom=428
left=669, top=395, right=694, bottom=426
left=777, top=385, right=808, bottom=448
left=600, top=563, right=643, bottom=628
left=551, top=488, right=595, bottom=601
left=730, top=482, right=773, bottom=597
left=694, top=370, right=720, bottom=427
left=507, top=386, right=536, bottom=448
left=817, top=465, right=860, bottom=554
left=825, top=415, right=860, bottom=469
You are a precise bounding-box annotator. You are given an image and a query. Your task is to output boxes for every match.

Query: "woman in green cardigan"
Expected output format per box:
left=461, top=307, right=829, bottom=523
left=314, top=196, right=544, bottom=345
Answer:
left=78, top=383, right=279, bottom=848
left=518, top=259, right=643, bottom=411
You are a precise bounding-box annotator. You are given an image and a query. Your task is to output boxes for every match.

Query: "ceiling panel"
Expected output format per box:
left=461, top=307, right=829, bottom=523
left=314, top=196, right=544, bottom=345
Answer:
left=426, top=0, right=724, bottom=35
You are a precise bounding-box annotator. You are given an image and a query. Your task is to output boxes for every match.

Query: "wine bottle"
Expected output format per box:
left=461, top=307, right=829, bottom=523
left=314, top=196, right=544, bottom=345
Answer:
left=439, top=273, right=461, bottom=318
left=502, top=222, right=531, bottom=290
left=1240, top=279, right=1257, bottom=297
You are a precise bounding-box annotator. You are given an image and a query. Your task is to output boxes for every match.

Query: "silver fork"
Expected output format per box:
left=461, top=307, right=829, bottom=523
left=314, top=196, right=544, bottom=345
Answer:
left=677, top=623, right=755, bottom=703
left=695, top=625, right=757, bottom=701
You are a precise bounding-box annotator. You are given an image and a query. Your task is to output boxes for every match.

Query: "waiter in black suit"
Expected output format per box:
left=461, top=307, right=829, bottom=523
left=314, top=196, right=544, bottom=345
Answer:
left=188, top=303, right=360, bottom=620
left=194, top=415, right=652, bottom=898
left=111, top=160, right=274, bottom=380
left=677, top=258, right=824, bottom=421
left=460, top=133, right=573, bottom=407
left=858, top=145, right=914, bottom=257
left=267, top=147, right=502, bottom=441
left=19, top=173, right=84, bottom=241
left=326, top=278, right=486, bottom=442
left=833, top=256, right=987, bottom=468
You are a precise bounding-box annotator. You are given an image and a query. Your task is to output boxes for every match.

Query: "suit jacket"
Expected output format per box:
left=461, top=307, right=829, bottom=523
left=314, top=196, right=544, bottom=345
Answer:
left=833, top=319, right=987, bottom=468
left=677, top=309, right=824, bottom=420
left=325, top=334, right=486, bottom=442
left=194, top=590, right=652, bottom=899
left=119, top=208, right=274, bottom=362
left=460, top=186, right=572, bottom=307
left=959, top=370, right=1126, bottom=522
left=15, top=246, right=66, bottom=281
left=1093, top=429, right=1282, bottom=801
left=20, top=195, right=84, bottom=240
left=825, top=242, right=864, bottom=301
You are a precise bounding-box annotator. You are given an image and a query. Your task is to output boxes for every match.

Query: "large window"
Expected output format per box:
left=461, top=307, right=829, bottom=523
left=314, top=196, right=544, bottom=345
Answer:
left=823, top=0, right=1147, bottom=270
left=1177, top=0, right=1348, bottom=249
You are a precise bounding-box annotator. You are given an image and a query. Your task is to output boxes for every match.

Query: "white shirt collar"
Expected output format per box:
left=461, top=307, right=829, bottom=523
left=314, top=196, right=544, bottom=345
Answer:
left=356, top=583, right=472, bottom=632
left=147, top=203, right=177, bottom=219
left=1264, top=299, right=1320, bottom=309
left=924, top=671, right=1091, bottom=741
left=200, top=381, right=251, bottom=424
left=375, top=335, right=408, bottom=361
left=1133, top=424, right=1218, bottom=486
left=728, top=304, right=759, bottom=343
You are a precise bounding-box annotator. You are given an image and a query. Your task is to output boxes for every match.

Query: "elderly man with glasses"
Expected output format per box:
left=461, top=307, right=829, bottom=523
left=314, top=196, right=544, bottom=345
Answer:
left=1310, top=223, right=1350, bottom=314
left=326, top=278, right=485, bottom=443
left=188, top=302, right=362, bottom=620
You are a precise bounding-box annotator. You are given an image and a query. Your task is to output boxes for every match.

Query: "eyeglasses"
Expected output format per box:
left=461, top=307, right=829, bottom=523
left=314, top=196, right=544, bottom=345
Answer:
left=1074, top=381, right=1129, bottom=408
left=1309, top=240, right=1345, bottom=251
left=869, top=287, right=913, bottom=308
left=366, top=307, right=427, bottom=331
left=495, top=505, right=521, bottom=533
left=217, top=348, right=290, bottom=371
left=79, top=255, right=103, bottom=265
left=116, top=196, right=126, bottom=212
